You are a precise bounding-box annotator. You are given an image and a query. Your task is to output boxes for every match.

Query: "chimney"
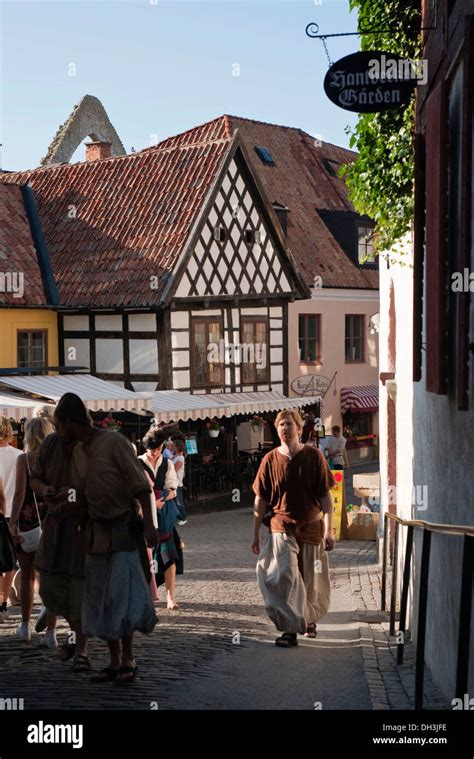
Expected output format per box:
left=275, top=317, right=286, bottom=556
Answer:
left=85, top=141, right=112, bottom=162
left=272, top=202, right=290, bottom=237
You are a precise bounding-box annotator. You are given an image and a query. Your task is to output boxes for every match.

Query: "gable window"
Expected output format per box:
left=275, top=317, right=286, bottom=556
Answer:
left=358, top=226, right=376, bottom=263
left=245, top=229, right=261, bottom=245
left=345, top=315, right=365, bottom=362
left=240, top=318, right=269, bottom=384
left=255, top=147, right=275, bottom=165
left=214, top=226, right=227, bottom=243
left=17, top=331, right=48, bottom=371
left=298, top=314, right=321, bottom=363
left=191, top=318, right=224, bottom=388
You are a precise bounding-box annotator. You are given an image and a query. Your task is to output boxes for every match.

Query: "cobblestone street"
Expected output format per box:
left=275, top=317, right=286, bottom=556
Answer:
left=0, top=507, right=448, bottom=711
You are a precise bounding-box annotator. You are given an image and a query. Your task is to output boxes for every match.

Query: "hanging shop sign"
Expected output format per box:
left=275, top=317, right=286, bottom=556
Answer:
left=291, top=374, right=330, bottom=396
left=323, top=51, right=421, bottom=113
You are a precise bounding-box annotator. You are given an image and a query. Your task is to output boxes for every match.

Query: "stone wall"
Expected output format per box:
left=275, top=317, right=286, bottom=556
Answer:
left=41, top=95, right=126, bottom=166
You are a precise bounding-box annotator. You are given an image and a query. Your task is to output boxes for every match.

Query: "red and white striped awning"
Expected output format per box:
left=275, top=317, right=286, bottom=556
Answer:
left=340, top=385, right=378, bottom=414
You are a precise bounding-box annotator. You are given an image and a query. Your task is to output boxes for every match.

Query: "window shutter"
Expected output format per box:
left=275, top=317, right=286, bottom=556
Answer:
left=425, top=81, right=448, bottom=394
left=413, top=131, right=425, bottom=382
left=457, top=22, right=473, bottom=410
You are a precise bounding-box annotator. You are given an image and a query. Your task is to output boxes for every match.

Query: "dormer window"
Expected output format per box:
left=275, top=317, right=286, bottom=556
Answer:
left=358, top=226, right=376, bottom=264
left=322, top=158, right=340, bottom=177
left=272, top=202, right=290, bottom=236
left=214, top=226, right=227, bottom=242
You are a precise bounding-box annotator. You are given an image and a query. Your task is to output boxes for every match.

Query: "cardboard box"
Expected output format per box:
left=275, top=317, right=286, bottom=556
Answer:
left=344, top=512, right=379, bottom=541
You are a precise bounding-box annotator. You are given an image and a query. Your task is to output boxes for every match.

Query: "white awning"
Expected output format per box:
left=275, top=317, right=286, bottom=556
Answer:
left=0, top=393, right=55, bottom=421
left=137, top=390, right=322, bottom=423
left=0, top=375, right=152, bottom=413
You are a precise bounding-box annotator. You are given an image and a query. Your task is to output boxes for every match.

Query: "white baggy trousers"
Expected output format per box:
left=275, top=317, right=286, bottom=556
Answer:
left=256, top=532, right=330, bottom=634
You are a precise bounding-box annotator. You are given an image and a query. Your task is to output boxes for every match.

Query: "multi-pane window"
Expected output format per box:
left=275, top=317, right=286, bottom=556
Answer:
left=345, top=315, right=364, bottom=362
left=241, top=318, right=268, bottom=384
left=191, top=319, right=223, bottom=387
left=17, top=331, right=47, bottom=370
left=358, top=226, right=376, bottom=264
left=343, top=412, right=372, bottom=439
left=298, top=314, right=321, bottom=363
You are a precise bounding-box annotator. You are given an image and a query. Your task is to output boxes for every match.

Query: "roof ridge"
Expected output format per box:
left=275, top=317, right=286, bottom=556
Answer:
left=144, top=134, right=231, bottom=155
left=140, top=115, right=228, bottom=153
left=225, top=114, right=357, bottom=155
left=2, top=127, right=232, bottom=182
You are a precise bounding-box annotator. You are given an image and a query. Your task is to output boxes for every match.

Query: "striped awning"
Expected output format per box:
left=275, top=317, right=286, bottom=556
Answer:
left=0, top=393, right=55, bottom=421
left=0, top=375, right=152, bottom=413
left=137, top=390, right=322, bottom=423
left=340, top=385, right=378, bottom=414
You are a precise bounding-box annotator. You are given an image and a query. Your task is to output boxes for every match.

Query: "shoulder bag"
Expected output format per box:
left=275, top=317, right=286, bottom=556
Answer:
left=17, top=454, right=43, bottom=553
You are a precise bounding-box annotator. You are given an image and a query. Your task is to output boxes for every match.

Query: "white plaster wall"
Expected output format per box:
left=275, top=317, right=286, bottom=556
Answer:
left=380, top=233, right=474, bottom=702
left=378, top=239, right=415, bottom=628
left=129, top=339, right=158, bottom=374
left=95, top=315, right=122, bottom=331
left=413, top=341, right=474, bottom=700
left=288, top=289, right=379, bottom=430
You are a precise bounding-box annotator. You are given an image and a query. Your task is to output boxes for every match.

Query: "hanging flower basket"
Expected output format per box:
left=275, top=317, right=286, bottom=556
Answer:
left=250, top=416, right=265, bottom=433
left=97, top=415, right=123, bottom=432
left=207, top=420, right=221, bottom=437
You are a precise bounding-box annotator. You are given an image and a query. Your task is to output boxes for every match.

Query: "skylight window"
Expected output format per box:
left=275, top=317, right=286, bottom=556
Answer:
left=255, top=147, right=275, bottom=165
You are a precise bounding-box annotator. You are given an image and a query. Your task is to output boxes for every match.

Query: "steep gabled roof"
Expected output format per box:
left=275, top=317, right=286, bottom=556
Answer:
left=226, top=115, right=378, bottom=290
left=0, top=113, right=377, bottom=311
left=0, top=184, right=56, bottom=306
left=1, top=118, right=231, bottom=307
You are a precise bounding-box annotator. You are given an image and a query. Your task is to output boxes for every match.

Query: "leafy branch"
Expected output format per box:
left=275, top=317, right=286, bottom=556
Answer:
left=340, top=0, right=421, bottom=253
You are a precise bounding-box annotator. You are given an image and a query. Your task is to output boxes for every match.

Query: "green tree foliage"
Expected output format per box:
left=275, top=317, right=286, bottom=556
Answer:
left=341, top=0, right=421, bottom=252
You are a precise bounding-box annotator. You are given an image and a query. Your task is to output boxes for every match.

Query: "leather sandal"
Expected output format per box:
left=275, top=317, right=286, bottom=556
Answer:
left=58, top=642, right=76, bottom=662
left=91, top=667, right=119, bottom=683
left=275, top=633, right=298, bottom=647
left=304, top=623, right=317, bottom=638
left=72, top=654, right=91, bottom=673
left=116, top=665, right=138, bottom=684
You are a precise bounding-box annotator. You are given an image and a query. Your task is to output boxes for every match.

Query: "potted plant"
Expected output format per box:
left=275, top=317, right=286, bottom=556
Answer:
left=207, top=420, right=221, bottom=438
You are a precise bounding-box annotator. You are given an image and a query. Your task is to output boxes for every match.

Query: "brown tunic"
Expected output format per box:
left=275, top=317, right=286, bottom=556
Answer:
left=76, top=429, right=152, bottom=555
left=32, top=433, right=88, bottom=577
left=253, top=446, right=335, bottom=545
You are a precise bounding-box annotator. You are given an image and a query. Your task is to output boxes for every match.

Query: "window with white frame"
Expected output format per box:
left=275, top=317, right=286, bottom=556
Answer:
left=358, top=226, right=376, bottom=264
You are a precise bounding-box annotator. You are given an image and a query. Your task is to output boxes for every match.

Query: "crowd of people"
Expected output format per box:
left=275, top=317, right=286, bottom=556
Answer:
left=0, top=395, right=187, bottom=683
left=1, top=399, right=337, bottom=675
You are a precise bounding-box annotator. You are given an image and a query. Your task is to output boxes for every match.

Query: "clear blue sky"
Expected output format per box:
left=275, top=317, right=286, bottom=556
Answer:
left=1, top=0, right=361, bottom=171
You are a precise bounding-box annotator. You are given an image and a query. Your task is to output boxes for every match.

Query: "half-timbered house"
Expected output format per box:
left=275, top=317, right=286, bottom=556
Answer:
left=1, top=119, right=307, bottom=394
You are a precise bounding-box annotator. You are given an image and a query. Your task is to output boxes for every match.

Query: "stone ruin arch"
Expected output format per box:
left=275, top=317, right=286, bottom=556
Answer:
left=41, top=95, right=126, bottom=166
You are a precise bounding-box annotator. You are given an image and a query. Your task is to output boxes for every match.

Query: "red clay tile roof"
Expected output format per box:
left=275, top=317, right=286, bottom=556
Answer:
left=226, top=115, right=378, bottom=289
left=0, top=113, right=376, bottom=309
left=1, top=117, right=231, bottom=308
left=0, top=184, right=49, bottom=306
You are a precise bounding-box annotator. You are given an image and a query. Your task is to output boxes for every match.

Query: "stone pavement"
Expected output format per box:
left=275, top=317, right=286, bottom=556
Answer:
left=0, top=507, right=449, bottom=711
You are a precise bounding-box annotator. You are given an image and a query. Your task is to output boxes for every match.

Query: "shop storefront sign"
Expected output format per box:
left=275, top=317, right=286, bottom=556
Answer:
left=291, top=374, right=330, bottom=396
left=330, top=470, right=344, bottom=540
left=323, top=51, right=419, bottom=113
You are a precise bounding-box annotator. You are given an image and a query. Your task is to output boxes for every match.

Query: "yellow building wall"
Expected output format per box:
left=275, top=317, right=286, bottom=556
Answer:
left=0, top=310, right=59, bottom=372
